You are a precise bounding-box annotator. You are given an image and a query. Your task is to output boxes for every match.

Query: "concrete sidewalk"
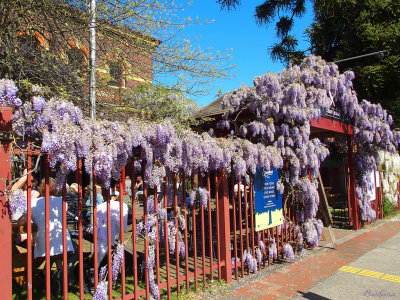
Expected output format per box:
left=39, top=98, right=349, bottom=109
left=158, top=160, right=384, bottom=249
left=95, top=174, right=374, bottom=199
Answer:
left=216, top=217, right=400, bottom=300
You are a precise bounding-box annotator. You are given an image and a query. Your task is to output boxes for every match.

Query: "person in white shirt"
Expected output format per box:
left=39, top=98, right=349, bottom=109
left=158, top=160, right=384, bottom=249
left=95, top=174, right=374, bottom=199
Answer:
left=31, top=178, right=74, bottom=262
left=96, top=196, right=128, bottom=263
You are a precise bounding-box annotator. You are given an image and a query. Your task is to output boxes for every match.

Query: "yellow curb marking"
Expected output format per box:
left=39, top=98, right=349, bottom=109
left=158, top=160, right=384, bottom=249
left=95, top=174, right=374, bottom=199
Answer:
left=339, top=266, right=400, bottom=283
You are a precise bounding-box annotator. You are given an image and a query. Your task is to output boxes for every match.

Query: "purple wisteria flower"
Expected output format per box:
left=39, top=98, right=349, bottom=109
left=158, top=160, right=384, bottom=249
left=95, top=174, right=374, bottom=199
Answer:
left=93, top=281, right=107, bottom=300
left=8, top=189, right=26, bottom=219
left=283, top=244, right=295, bottom=262
left=0, top=79, right=21, bottom=107
left=269, top=240, right=278, bottom=261
left=99, top=266, right=107, bottom=282
left=111, top=243, right=124, bottom=283
left=198, top=187, right=209, bottom=209
left=243, top=250, right=258, bottom=273
left=32, top=96, right=46, bottom=112
left=188, top=190, right=195, bottom=207
left=256, top=248, right=262, bottom=265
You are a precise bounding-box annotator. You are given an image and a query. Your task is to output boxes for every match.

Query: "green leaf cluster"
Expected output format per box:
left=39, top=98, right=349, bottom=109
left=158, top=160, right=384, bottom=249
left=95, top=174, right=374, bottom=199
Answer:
left=218, top=0, right=400, bottom=126
left=309, top=0, right=400, bottom=126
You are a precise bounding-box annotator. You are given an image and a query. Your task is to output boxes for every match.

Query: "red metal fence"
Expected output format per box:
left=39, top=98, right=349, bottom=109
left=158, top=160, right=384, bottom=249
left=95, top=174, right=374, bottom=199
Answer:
left=0, top=107, right=390, bottom=299
left=5, top=149, right=303, bottom=299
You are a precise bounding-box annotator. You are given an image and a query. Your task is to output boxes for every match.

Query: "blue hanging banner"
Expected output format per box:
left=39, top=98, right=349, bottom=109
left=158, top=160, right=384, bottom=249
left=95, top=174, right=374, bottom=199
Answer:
left=254, top=167, right=283, bottom=231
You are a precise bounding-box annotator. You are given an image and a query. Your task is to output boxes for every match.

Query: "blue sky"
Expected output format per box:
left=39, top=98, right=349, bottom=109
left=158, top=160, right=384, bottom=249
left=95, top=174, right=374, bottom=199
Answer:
left=175, top=0, right=314, bottom=107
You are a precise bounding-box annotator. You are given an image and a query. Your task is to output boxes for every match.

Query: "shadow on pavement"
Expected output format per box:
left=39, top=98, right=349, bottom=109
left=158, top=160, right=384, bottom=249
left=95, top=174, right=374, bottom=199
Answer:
left=296, top=291, right=331, bottom=299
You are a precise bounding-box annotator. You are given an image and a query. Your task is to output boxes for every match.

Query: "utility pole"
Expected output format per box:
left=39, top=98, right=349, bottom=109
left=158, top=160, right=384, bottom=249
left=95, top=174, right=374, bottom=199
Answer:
left=89, top=0, right=96, bottom=253
left=89, top=0, right=96, bottom=120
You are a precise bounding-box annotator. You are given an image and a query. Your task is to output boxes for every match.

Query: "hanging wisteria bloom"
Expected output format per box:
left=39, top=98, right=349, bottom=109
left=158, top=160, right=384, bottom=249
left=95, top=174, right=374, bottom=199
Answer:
left=283, top=244, right=295, bottom=262
left=269, top=240, right=278, bottom=261
left=112, top=243, right=124, bottom=283
left=243, top=250, right=258, bottom=273
left=93, top=281, right=108, bottom=300
left=8, top=189, right=26, bottom=219
left=0, top=79, right=22, bottom=107
left=99, top=266, right=107, bottom=282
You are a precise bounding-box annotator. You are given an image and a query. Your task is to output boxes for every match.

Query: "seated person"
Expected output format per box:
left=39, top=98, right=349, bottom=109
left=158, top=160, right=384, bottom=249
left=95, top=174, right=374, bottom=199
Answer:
left=84, top=185, right=104, bottom=218
left=125, top=176, right=132, bottom=198
left=31, top=178, right=74, bottom=263
left=66, top=183, right=79, bottom=223
left=135, top=176, right=144, bottom=201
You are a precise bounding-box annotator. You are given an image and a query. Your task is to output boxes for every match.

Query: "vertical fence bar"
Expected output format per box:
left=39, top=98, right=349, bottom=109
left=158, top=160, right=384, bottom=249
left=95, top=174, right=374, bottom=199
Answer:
left=262, top=229, right=266, bottom=267
left=267, top=229, right=271, bottom=265
left=244, top=178, right=249, bottom=274
left=282, top=205, right=287, bottom=243
left=214, top=172, right=221, bottom=281
left=173, top=172, right=180, bottom=295
left=77, top=159, right=84, bottom=300
left=218, top=169, right=232, bottom=283
left=154, top=185, right=160, bottom=295
left=199, top=173, right=206, bottom=287
left=0, top=106, right=12, bottom=299
left=191, top=174, right=198, bottom=291
left=62, top=182, right=68, bottom=298
left=130, top=159, right=138, bottom=300
left=237, top=179, right=244, bottom=277
left=106, top=188, right=113, bottom=299
left=280, top=221, right=284, bottom=258
left=119, top=170, right=126, bottom=298
left=275, top=226, right=280, bottom=260
left=207, top=172, right=214, bottom=281
left=347, top=134, right=359, bottom=230
left=163, top=176, right=171, bottom=299
left=249, top=177, right=255, bottom=260
left=26, top=151, right=33, bottom=300
left=44, top=154, right=51, bottom=299
left=93, top=171, right=99, bottom=291
left=288, top=207, right=292, bottom=242
left=231, top=171, right=238, bottom=279
left=143, top=167, right=150, bottom=299
left=182, top=174, right=189, bottom=294
left=256, top=232, right=260, bottom=270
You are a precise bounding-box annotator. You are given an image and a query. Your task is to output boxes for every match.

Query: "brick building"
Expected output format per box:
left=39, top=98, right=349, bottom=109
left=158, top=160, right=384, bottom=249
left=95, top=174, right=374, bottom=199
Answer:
left=15, top=3, right=161, bottom=117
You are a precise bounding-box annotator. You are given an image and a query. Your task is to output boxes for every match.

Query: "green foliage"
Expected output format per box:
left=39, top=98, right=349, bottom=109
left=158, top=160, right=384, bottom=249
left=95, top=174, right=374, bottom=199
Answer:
left=219, top=0, right=308, bottom=64
left=383, top=197, right=395, bottom=218
left=123, top=85, right=199, bottom=123
left=309, top=0, right=400, bottom=126
left=219, top=0, right=400, bottom=126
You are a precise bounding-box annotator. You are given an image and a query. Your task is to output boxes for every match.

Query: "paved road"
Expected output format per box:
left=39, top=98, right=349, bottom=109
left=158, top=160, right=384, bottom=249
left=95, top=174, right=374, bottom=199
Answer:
left=293, top=232, right=400, bottom=300
left=216, top=217, right=400, bottom=300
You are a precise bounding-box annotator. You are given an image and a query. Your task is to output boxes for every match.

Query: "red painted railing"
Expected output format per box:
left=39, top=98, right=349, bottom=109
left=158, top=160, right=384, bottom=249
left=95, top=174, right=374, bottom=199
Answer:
left=0, top=106, right=389, bottom=299
left=6, top=146, right=235, bottom=298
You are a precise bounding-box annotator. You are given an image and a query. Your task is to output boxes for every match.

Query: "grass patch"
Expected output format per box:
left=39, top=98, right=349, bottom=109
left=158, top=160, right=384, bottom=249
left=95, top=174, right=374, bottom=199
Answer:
left=13, top=270, right=226, bottom=300
left=383, top=197, right=399, bottom=218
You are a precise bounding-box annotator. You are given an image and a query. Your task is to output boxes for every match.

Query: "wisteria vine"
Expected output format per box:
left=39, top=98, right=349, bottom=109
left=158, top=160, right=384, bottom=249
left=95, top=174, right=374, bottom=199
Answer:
left=218, top=55, right=399, bottom=227
left=2, top=54, right=399, bottom=298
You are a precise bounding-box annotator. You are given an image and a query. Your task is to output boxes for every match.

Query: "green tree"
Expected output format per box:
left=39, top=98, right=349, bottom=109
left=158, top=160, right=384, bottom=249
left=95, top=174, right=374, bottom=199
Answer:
left=218, top=0, right=308, bottom=64
left=218, top=0, right=400, bottom=126
left=309, top=0, right=400, bottom=126
left=123, top=85, right=199, bottom=122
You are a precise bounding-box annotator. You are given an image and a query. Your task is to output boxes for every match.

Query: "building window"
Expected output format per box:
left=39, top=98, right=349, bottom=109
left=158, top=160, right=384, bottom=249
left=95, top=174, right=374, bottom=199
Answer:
left=109, top=61, right=122, bottom=86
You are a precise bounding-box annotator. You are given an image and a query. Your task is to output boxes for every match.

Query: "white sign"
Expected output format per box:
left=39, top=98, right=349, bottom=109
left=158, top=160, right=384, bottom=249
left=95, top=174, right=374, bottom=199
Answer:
left=375, top=171, right=380, bottom=188
left=366, top=171, right=376, bottom=201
